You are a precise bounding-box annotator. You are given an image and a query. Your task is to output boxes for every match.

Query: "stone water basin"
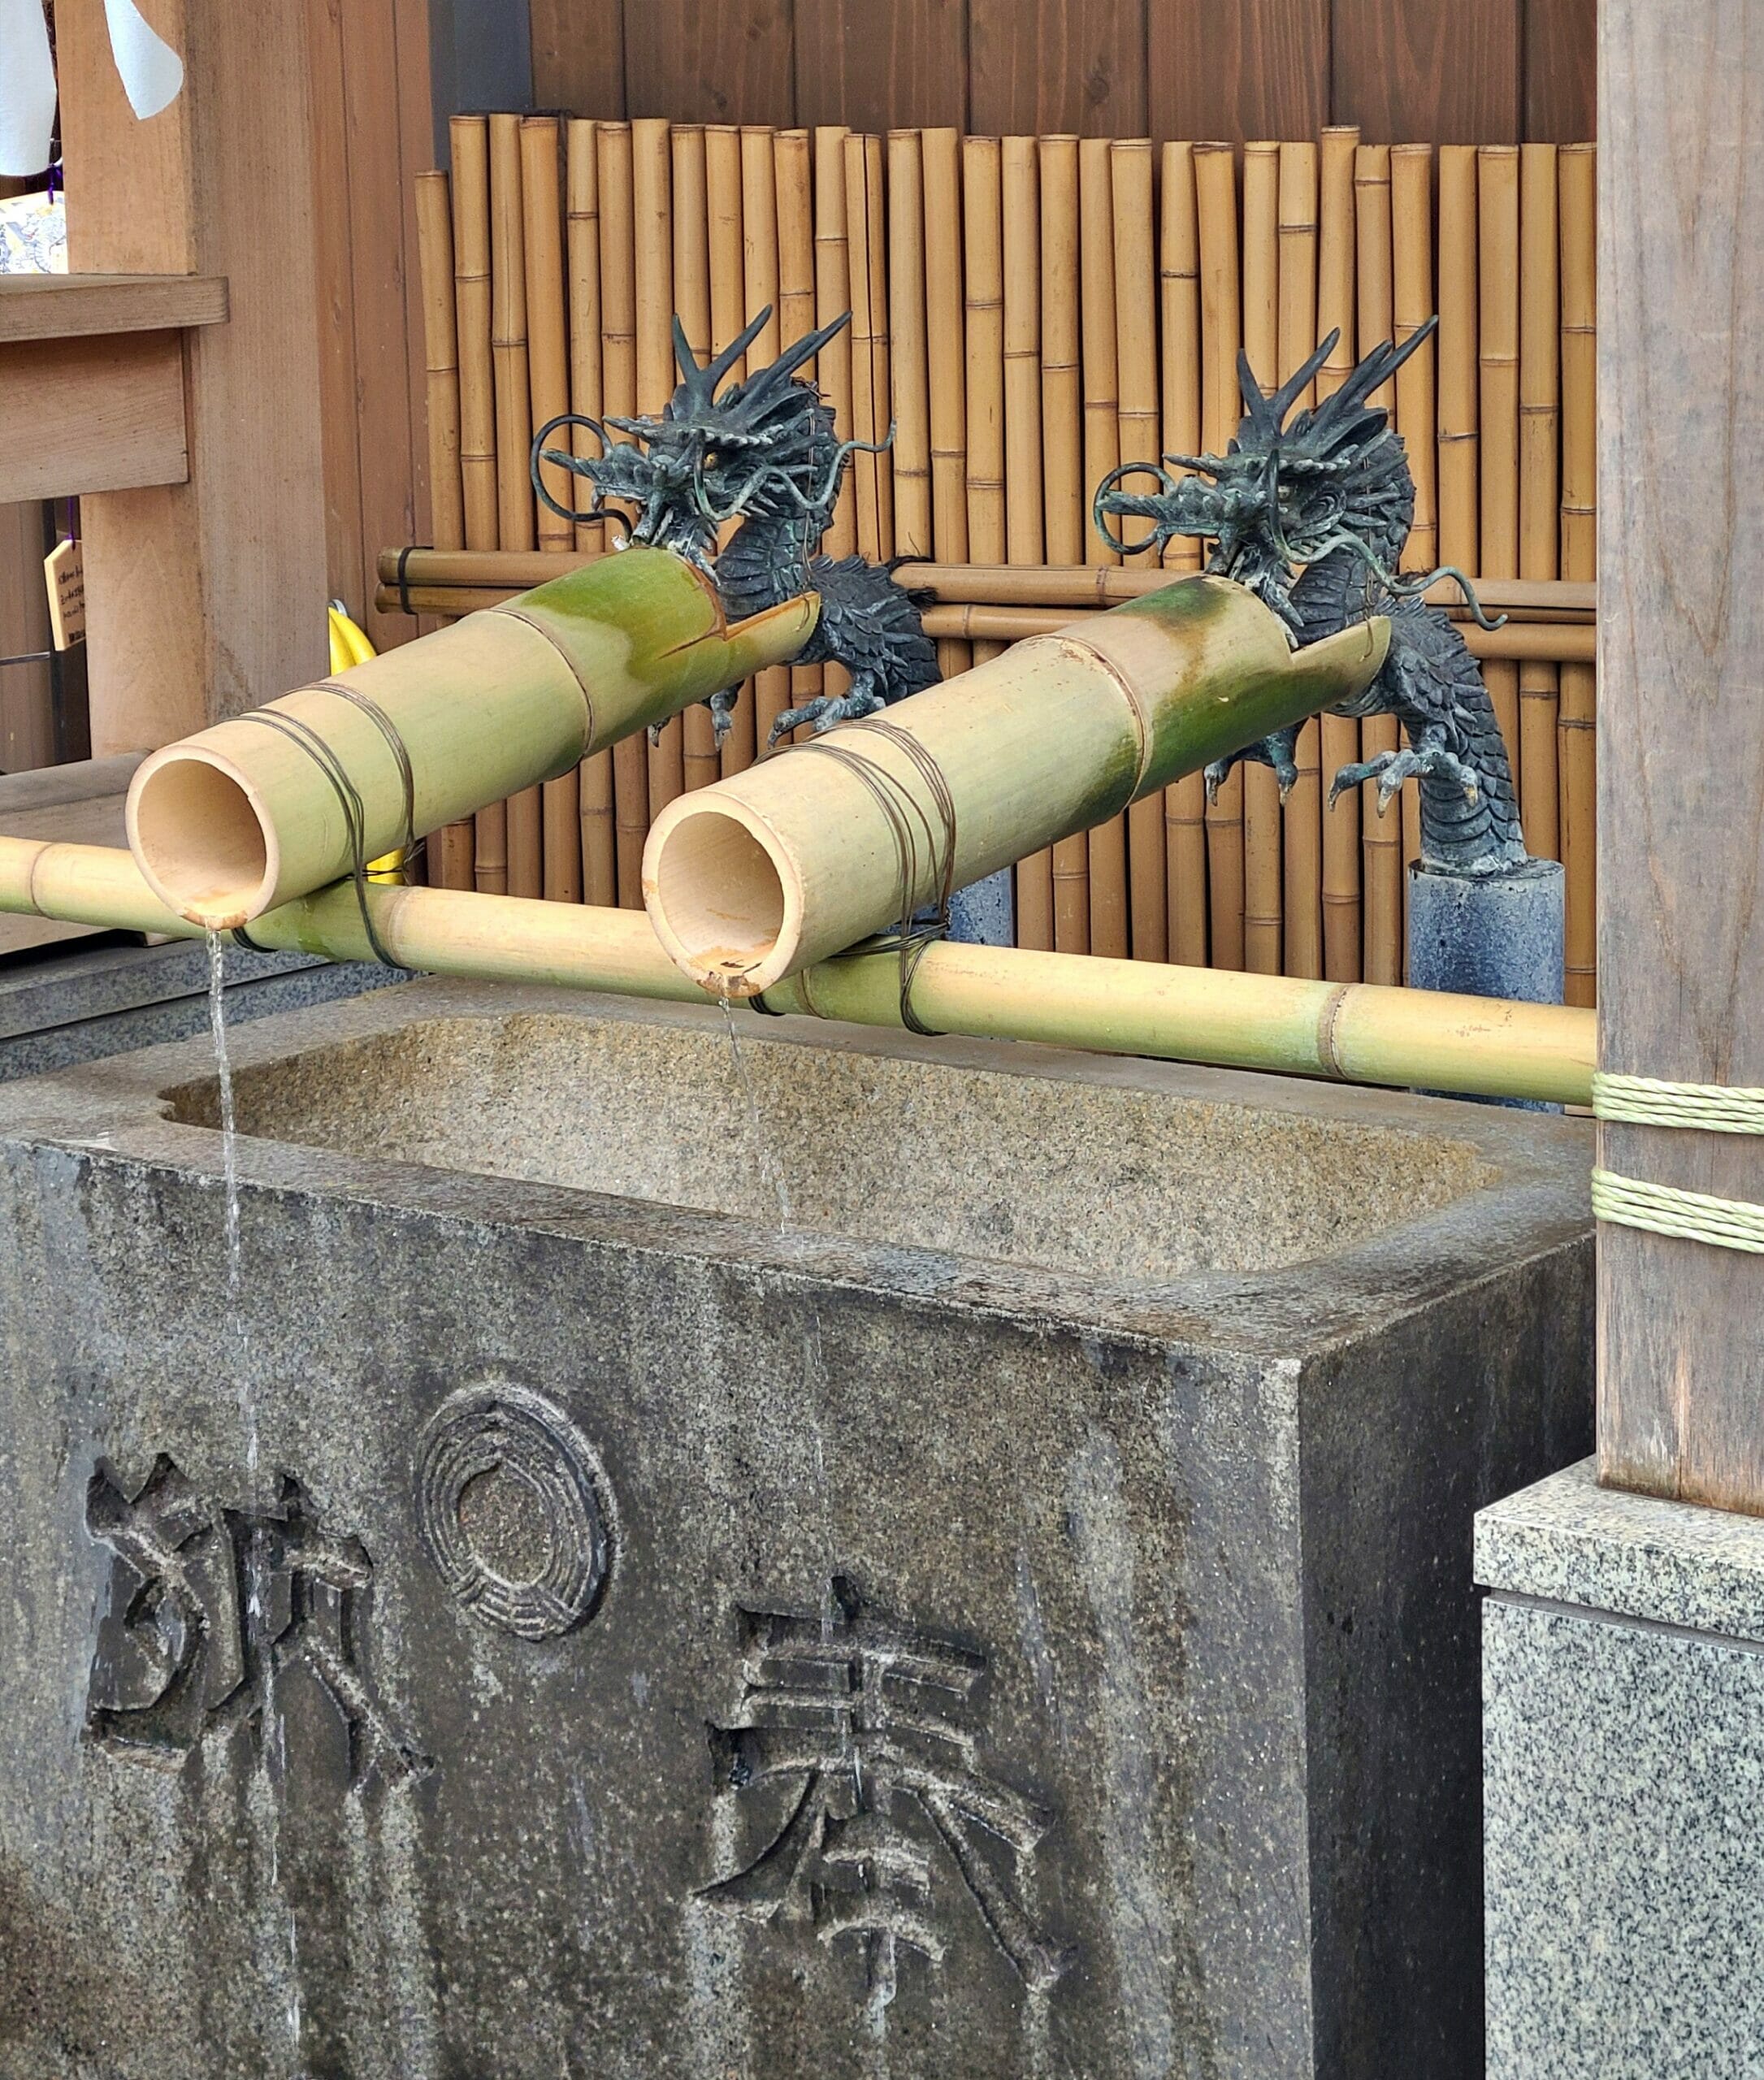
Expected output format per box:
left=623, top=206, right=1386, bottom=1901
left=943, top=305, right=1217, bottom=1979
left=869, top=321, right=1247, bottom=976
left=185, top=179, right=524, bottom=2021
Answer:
left=0, top=979, right=1593, bottom=2079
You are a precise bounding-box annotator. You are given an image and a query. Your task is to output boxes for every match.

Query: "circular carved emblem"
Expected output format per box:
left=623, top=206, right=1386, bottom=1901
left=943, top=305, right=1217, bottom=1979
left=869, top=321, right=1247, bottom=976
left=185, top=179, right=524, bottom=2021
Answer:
left=416, top=1383, right=611, bottom=1640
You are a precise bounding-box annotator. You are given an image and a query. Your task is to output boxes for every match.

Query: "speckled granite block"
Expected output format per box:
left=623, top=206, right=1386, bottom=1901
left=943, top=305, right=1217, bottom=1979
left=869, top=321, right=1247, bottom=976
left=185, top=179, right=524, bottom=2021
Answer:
left=0, top=983, right=1595, bottom=2078
left=1480, top=1462, right=1764, bottom=2079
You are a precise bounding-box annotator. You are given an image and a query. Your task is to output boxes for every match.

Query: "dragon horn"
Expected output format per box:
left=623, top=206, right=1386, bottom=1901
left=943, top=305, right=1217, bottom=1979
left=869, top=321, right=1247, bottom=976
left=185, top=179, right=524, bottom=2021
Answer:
left=705, top=306, right=774, bottom=392
left=740, top=310, right=854, bottom=406
left=672, top=314, right=710, bottom=397
left=1236, top=349, right=1276, bottom=431
left=1160, top=451, right=1222, bottom=478
left=1266, top=330, right=1339, bottom=427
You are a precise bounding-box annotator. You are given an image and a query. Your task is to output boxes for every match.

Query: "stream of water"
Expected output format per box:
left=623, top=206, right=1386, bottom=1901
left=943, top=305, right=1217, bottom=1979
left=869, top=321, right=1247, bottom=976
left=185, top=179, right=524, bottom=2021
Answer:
left=718, top=995, right=793, bottom=1233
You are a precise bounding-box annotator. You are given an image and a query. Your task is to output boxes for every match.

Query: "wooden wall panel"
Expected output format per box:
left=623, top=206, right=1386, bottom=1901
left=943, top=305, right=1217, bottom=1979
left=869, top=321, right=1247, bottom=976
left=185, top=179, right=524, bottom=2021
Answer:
left=530, top=0, right=626, bottom=116
left=521, top=0, right=1590, bottom=141
left=1146, top=0, right=1330, bottom=142
left=795, top=0, right=967, bottom=132
left=1525, top=0, right=1597, bottom=143
left=623, top=1, right=795, bottom=124
left=969, top=0, right=1147, bottom=138
left=1333, top=0, right=1523, bottom=144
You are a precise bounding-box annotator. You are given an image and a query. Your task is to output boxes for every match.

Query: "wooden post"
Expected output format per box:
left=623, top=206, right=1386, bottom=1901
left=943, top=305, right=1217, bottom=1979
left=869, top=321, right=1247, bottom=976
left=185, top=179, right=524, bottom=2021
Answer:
left=57, top=0, right=330, bottom=750
left=1597, top=0, right=1764, bottom=1512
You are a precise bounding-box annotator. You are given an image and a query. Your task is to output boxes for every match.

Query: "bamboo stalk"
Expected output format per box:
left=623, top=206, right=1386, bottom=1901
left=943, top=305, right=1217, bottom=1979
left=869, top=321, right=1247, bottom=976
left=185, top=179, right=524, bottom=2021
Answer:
left=522, top=119, right=573, bottom=557
left=414, top=169, right=475, bottom=892
left=488, top=115, right=535, bottom=557
left=774, top=128, right=823, bottom=748
left=0, top=839, right=1596, bottom=1107
left=579, top=734, right=616, bottom=907
left=128, top=555, right=818, bottom=927
left=963, top=136, right=1008, bottom=603
left=925, top=127, right=972, bottom=697
left=1355, top=142, right=1401, bottom=983
left=886, top=130, right=933, bottom=561
left=632, top=118, right=685, bottom=824
left=1317, top=126, right=1361, bottom=982
left=566, top=121, right=605, bottom=557
left=645, top=587, right=1389, bottom=994
left=1477, top=144, right=1522, bottom=813
left=1519, top=142, right=1561, bottom=862
left=1077, top=136, right=1127, bottom=960
left=813, top=127, right=856, bottom=561
left=998, top=133, right=1051, bottom=950
left=1278, top=141, right=1323, bottom=982
left=1111, top=137, right=1165, bottom=962
left=1390, top=142, right=1436, bottom=964
left=741, top=128, right=791, bottom=750
left=451, top=118, right=500, bottom=560
left=860, top=134, right=892, bottom=557
left=843, top=132, right=882, bottom=561
left=1194, top=140, right=1246, bottom=972
left=490, top=114, right=542, bottom=900
left=1038, top=124, right=1086, bottom=965
left=673, top=123, right=722, bottom=799
left=1558, top=142, right=1597, bottom=1008
left=708, top=124, right=758, bottom=777
left=598, top=120, right=645, bottom=908
left=1240, top=141, right=1282, bottom=978
left=1437, top=145, right=1480, bottom=577
left=1159, top=141, right=1208, bottom=968
left=521, top=118, right=581, bottom=903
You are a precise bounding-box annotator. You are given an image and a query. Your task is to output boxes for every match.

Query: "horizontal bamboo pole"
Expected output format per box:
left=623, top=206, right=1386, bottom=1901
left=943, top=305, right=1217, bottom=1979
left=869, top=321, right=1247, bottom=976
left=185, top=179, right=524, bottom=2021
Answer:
left=128, top=551, right=818, bottom=929
left=643, top=579, right=1389, bottom=995
left=0, top=838, right=1593, bottom=1107
left=375, top=550, right=1594, bottom=622
left=916, top=604, right=1595, bottom=661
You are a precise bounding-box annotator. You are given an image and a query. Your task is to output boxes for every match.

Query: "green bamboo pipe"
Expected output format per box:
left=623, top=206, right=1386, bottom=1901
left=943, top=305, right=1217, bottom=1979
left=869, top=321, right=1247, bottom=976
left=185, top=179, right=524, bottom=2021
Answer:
left=126, top=548, right=818, bottom=932
left=0, top=838, right=1593, bottom=1106
left=642, top=577, right=1390, bottom=996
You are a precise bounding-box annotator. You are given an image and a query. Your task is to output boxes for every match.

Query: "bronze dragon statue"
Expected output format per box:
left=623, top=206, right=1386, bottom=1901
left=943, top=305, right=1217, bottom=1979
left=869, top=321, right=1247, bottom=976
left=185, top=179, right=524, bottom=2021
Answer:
left=1094, top=320, right=1528, bottom=875
left=532, top=306, right=938, bottom=748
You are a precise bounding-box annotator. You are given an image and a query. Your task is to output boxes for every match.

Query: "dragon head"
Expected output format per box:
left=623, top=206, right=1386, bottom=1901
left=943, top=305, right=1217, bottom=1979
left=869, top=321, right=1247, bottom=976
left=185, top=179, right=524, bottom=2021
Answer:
left=1093, top=321, right=1438, bottom=619
left=531, top=306, right=856, bottom=568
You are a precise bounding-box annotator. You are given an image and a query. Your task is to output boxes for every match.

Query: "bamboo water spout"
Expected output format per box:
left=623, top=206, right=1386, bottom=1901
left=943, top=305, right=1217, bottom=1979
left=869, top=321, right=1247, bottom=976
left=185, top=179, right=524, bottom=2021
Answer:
left=125, top=548, right=817, bottom=930
left=641, top=578, right=1390, bottom=997
left=0, top=836, right=1593, bottom=1106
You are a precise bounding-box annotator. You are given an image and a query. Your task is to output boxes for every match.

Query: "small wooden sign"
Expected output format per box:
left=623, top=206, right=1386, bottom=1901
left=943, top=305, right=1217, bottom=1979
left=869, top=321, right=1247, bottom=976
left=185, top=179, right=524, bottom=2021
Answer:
left=44, top=537, right=85, bottom=650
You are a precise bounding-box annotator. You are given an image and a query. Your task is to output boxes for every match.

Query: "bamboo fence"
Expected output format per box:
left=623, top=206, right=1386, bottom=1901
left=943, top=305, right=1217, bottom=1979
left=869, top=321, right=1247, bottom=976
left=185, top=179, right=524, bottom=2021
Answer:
left=410, top=124, right=1598, bottom=995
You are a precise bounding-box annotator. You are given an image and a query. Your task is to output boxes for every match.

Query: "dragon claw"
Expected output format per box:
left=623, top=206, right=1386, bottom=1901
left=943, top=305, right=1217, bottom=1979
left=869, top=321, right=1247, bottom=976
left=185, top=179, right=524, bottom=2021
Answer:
left=1329, top=743, right=1483, bottom=813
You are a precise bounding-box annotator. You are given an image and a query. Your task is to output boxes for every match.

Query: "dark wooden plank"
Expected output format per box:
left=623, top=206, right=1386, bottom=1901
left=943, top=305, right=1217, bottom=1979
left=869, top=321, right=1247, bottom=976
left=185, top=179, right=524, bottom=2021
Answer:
left=529, top=0, right=626, bottom=116
left=1333, top=0, right=1522, bottom=145
left=1597, top=0, right=1764, bottom=1512
left=794, top=0, right=968, bottom=132
left=1146, top=0, right=1329, bottom=142
left=1523, top=0, right=1596, bottom=142
left=623, top=0, right=795, bottom=125
left=969, top=0, right=1147, bottom=138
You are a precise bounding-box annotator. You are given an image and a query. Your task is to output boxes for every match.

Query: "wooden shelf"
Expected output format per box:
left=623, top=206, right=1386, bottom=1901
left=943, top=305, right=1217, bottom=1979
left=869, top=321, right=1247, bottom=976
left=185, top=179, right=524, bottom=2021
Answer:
left=0, top=273, right=228, bottom=344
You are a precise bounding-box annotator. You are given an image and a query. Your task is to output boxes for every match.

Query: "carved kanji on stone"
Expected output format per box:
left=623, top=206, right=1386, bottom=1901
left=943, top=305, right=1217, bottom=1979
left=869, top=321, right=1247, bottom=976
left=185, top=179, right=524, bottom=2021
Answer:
left=699, top=1574, right=1071, bottom=2008
left=85, top=1454, right=428, bottom=1790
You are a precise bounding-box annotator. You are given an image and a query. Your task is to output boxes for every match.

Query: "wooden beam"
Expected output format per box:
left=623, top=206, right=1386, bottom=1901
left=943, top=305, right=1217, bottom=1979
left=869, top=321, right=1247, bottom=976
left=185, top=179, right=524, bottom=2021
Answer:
left=0, top=274, right=227, bottom=343
left=0, top=334, right=188, bottom=502
left=55, top=0, right=329, bottom=752
left=1597, top=0, right=1764, bottom=1511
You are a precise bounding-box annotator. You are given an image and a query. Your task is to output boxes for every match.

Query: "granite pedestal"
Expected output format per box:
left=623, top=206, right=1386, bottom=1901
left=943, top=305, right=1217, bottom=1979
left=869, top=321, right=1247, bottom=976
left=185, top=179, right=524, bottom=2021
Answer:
left=1480, top=1461, right=1764, bottom=2078
left=0, top=982, right=1593, bottom=2078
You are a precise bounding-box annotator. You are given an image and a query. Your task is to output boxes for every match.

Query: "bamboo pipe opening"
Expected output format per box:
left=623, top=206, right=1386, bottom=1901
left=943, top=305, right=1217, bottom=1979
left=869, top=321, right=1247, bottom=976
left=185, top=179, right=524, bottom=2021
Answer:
left=644, top=795, right=794, bottom=990
left=127, top=750, right=275, bottom=929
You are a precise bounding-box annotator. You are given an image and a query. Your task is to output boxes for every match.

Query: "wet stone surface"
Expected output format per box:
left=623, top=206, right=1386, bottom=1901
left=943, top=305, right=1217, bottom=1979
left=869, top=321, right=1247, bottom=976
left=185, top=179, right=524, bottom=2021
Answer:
left=0, top=982, right=1593, bottom=2078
